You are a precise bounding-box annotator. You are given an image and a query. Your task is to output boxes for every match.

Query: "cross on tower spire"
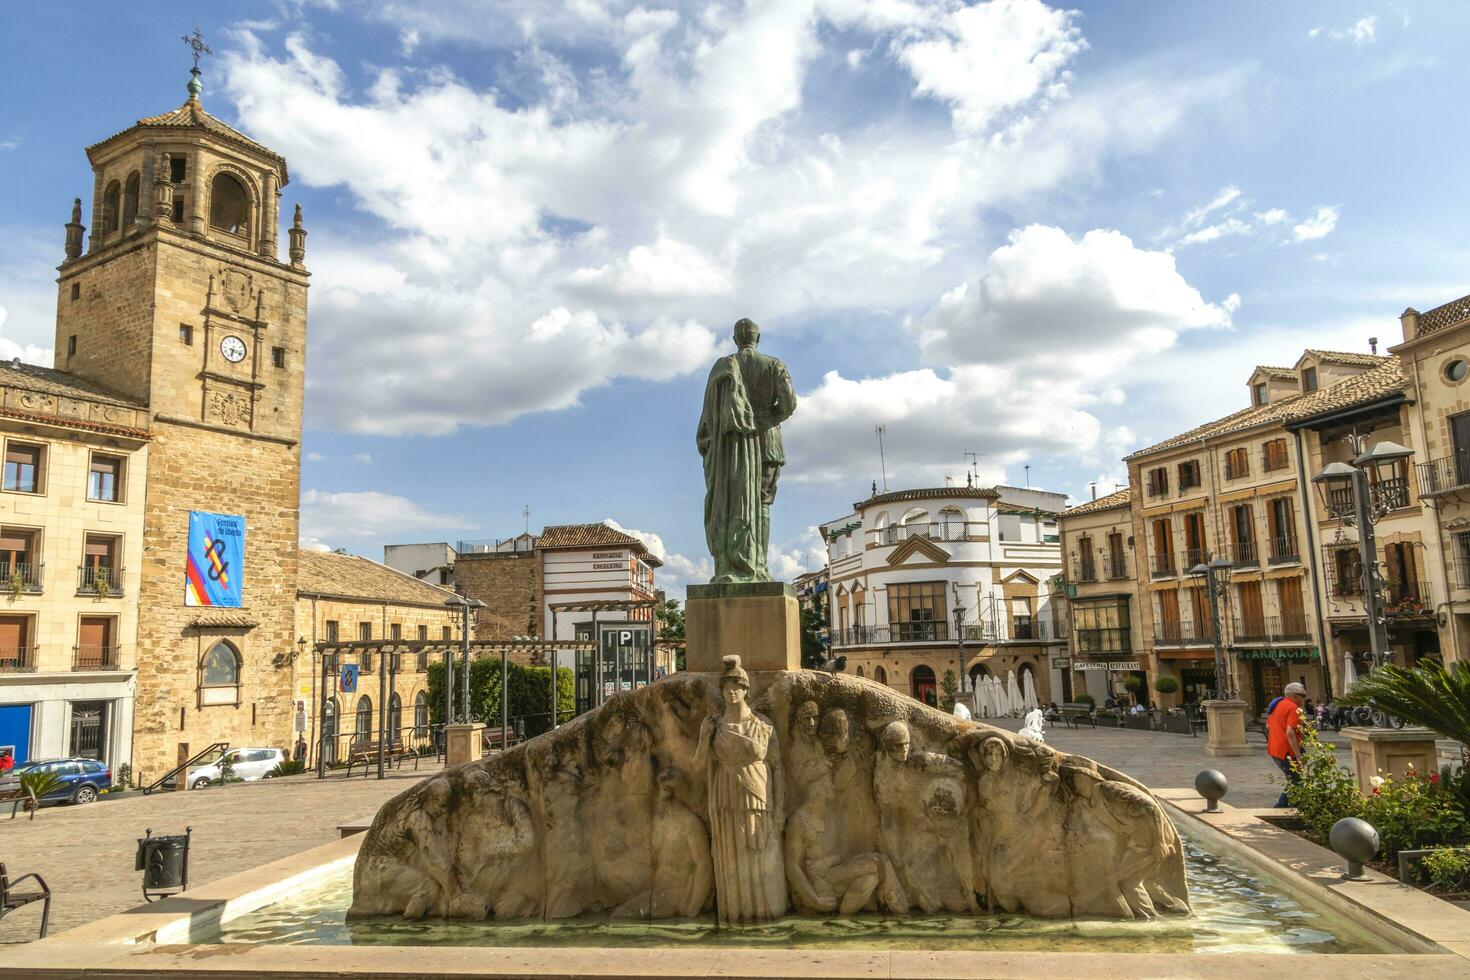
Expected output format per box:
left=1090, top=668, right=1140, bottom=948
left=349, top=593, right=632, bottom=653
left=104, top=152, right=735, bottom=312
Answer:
left=180, top=27, right=212, bottom=98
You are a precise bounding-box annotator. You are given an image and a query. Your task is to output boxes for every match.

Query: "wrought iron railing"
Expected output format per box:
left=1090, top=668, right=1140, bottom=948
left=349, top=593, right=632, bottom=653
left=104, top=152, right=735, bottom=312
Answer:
left=1151, top=552, right=1176, bottom=579
left=1268, top=536, right=1300, bottom=564
left=1229, top=539, right=1258, bottom=567
left=73, top=645, right=120, bottom=670
left=1075, top=627, right=1130, bottom=654
left=1075, top=559, right=1098, bottom=583
left=1105, top=554, right=1128, bottom=579
left=880, top=522, right=970, bottom=545
left=77, top=565, right=123, bottom=595
left=1384, top=579, right=1433, bottom=615
left=0, top=560, right=42, bottom=593
left=0, top=646, right=36, bottom=673
left=1233, top=615, right=1311, bottom=644
left=1154, top=620, right=1214, bottom=647
left=1183, top=547, right=1208, bottom=571
left=1416, top=452, right=1470, bottom=497
left=1374, top=476, right=1412, bottom=511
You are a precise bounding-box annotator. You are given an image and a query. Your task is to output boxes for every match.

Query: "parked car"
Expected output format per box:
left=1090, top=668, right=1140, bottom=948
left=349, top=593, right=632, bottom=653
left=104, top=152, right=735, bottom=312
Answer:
left=0, top=758, right=113, bottom=805
left=163, top=747, right=286, bottom=789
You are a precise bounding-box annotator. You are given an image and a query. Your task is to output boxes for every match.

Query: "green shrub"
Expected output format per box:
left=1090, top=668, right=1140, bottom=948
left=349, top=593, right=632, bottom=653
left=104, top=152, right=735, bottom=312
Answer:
left=1286, top=726, right=1364, bottom=840
left=1154, top=676, right=1179, bottom=695
left=268, top=759, right=306, bottom=778
left=1421, top=846, right=1470, bottom=889
left=1362, top=765, right=1468, bottom=858
left=18, top=768, right=64, bottom=808
left=1121, top=674, right=1144, bottom=693
left=1074, top=693, right=1096, bottom=709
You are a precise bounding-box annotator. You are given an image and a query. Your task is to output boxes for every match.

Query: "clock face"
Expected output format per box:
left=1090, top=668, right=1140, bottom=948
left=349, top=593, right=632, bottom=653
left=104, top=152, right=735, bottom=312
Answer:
left=220, top=335, right=248, bottom=363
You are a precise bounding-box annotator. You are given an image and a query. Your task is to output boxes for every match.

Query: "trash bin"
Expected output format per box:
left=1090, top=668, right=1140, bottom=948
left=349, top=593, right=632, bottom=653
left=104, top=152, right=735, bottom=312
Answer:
left=136, top=827, right=192, bottom=900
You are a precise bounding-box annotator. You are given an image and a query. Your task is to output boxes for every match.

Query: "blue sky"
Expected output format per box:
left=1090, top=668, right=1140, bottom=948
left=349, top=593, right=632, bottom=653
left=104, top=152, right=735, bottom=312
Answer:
left=2, top=1, right=1468, bottom=595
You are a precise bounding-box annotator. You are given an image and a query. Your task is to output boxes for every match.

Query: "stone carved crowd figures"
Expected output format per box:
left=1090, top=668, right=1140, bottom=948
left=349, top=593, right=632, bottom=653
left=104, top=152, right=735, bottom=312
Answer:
left=695, top=656, right=787, bottom=923
left=349, top=670, right=1190, bottom=926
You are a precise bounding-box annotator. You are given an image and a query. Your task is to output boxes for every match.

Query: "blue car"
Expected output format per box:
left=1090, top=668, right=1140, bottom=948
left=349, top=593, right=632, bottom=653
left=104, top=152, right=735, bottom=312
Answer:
left=3, top=758, right=112, bottom=805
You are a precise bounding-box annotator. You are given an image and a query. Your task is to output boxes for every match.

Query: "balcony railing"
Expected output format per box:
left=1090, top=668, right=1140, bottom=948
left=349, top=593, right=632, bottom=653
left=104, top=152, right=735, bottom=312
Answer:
left=1384, top=579, right=1433, bottom=615
left=1374, top=476, right=1412, bottom=511
left=1233, top=615, right=1312, bottom=644
left=73, top=645, right=120, bottom=670
left=1150, top=552, right=1177, bottom=579
left=0, top=561, right=43, bottom=594
left=1229, top=539, right=1258, bottom=567
left=1105, top=555, right=1128, bottom=580
left=880, top=522, right=970, bottom=545
left=0, top=646, right=36, bottom=673
left=1183, top=547, right=1208, bottom=571
left=1416, top=452, right=1470, bottom=498
left=832, top=622, right=951, bottom=647
left=77, top=565, right=124, bottom=595
left=1075, top=627, right=1130, bottom=654
left=1268, top=536, right=1300, bottom=565
left=1154, top=620, right=1214, bottom=647
left=1075, top=560, right=1098, bottom=584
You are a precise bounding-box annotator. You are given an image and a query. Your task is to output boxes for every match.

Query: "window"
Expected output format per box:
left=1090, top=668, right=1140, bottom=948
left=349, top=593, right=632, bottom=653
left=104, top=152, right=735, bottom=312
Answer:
left=0, top=614, right=32, bottom=671
left=1151, top=518, right=1174, bottom=575
left=325, top=620, right=339, bottom=642
left=414, top=691, right=429, bottom=735
left=271, top=346, right=286, bottom=368
left=0, top=528, right=38, bottom=592
left=81, top=534, right=121, bottom=594
left=1253, top=383, right=1268, bottom=406
left=1302, top=367, right=1318, bottom=392
left=1446, top=359, right=1469, bottom=383
left=76, top=616, right=115, bottom=669
left=417, top=625, right=428, bottom=641
left=388, top=692, right=402, bottom=736
left=887, top=581, right=947, bottom=642
left=1454, top=532, right=1470, bottom=589
left=1267, top=497, right=1297, bottom=562
left=1328, top=547, right=1361, bottom=597
left=209, top=173, right=251, bottom=236
left=1230, top=505, right=1256, bottom=564
left=873, top=665, right=888, bottom=685
left=1178, top=459, right=1201, bottom=490
left=1106, top=532, right=1127, bottom=579
left=1147, top=467, right=1169, bottom=497
left=1224, top=447, right=1249, bottom=480
left=358, top=622, right=372, bottom=641
left=1262, top=438, right=1289, bottom=472
left=1075, top=536, right=1096, bottom=581
left=354, top=696, right=373, bottom=747
left=200, top=640, right=241, bottom=705
left=172, top=195, right=185, bottom=225
left=179, top=324, right=193, bottom=345
left=102, top=181, right=120, bottom=235
left=70, top=283, right=80, bottom=301
left=67, top=335, right=76, bottom=357
left=1073, top=597, right=1131, bottom=653
left=4, top=442, right=44, bottom=493
left=1183, top=511, right=1207, bottom=567
left=390, top=623, right=402, bottom=641
left=122, top=171, right=140, bottom=228
left=170, top=155, right=187, bottom=183
left=441, top=626, right=452, bottom=641
left=88, top=454, right=124, bottom=502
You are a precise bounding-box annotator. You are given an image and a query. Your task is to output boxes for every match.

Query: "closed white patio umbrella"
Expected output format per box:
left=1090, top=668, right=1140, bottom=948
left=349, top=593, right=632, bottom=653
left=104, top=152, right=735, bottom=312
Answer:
left=1022, top=670, right=1039, bottom=711
left=1005, top=671, right=1022, bottom=716
left=1342, top=656, right=1359, bottom=693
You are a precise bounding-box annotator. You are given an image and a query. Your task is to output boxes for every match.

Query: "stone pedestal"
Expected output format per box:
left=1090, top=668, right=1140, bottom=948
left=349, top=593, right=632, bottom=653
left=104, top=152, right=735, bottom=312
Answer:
left=445, top=723, right=484, bottom=767
left=1345, top=726, right=1439, bottom=796
left=685, top=582, right=801, bottom=674
left=1203, top=699, right=1252, bottom=757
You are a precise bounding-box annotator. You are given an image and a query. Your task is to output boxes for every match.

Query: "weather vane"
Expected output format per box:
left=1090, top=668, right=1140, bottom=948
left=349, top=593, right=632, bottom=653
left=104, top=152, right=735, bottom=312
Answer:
left=181, top=27, right=212, bottom=70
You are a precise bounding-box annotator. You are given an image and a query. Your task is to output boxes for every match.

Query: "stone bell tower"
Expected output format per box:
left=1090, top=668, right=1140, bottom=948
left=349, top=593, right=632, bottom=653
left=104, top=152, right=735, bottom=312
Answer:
left=53, top=56, right=311, bottom=781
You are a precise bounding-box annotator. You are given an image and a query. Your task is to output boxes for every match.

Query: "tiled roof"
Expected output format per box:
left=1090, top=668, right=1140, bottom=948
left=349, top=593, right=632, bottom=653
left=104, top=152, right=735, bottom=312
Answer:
left=536, top=523, right=663, bottom=566
left=1063, top=487, right=1132, bottom=517
left=1255, top=366, right=1297, bottom=381
left=298, top=550, right=462, bottom=607
left=1414, top=293, right=1470, bottom=336
left=856, top=487, right=1000, bottom=510
left=996, top=504, right=1059, bottom=518
left=1128, top=358, right=1408, bottom=459
left=87, top=96, right=288, bottom=182
left=1303, top=349, right=1389, bottom=367
left=0, top=359, right=146, bottom=409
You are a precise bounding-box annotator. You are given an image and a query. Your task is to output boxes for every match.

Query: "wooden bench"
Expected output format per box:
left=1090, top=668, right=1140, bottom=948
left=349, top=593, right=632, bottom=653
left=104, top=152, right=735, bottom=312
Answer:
left=345, top=740, right=416, bottom=777
left=482, top=727, right=520, bottom=754
left=1058, top=703, right=1096, bottom=729
left=0, top=862, right=51, bottom=938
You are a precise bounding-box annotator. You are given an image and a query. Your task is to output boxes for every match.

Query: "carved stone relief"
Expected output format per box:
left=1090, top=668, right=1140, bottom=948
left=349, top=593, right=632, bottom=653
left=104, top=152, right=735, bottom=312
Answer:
left=207, top=388, right=250, bottom=428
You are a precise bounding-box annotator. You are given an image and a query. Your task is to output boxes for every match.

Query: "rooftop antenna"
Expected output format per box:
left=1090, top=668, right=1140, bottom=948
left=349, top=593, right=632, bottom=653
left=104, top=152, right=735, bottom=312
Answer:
left=963, top=451, right=978, bottom=485
left=875, top=426, right=888, bottom=492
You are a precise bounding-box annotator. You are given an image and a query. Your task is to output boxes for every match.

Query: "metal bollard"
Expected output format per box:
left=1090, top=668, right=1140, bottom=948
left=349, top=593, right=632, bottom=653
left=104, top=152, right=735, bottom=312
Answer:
left=1194, top=769, right=1228, bottom=813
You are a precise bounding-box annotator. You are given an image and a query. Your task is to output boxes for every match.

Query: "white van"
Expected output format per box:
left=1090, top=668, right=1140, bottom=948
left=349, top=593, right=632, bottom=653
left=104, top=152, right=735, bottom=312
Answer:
left=167, top=747, right=287, bottom=789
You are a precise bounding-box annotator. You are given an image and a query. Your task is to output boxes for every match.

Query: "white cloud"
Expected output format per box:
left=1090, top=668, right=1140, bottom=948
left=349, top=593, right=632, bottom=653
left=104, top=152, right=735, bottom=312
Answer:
left=601, top=518, right=710, bottom=596
left=305, top=451, right=325, bottom=462
left=0, top=306, right=51, bottom=365
left=299, top=489, right=474, bottom=551
left=0, top=140, right=17, bottom=152
left=352, top=452, right=373, bottom=463
left=569, top=236, right=733, bottom=299
left=1181, top=185, right=1242, bottom=229
left=1293, top=205, right=1340, bottom=242
left=1312, top=15, right=1379, bottom=45
left=1255, top=208, right=1289, bottom=226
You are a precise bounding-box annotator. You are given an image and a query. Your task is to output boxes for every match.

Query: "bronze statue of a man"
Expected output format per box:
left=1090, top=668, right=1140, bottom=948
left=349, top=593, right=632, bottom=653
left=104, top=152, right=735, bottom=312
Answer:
left=696, top=318, right=797, bottom=583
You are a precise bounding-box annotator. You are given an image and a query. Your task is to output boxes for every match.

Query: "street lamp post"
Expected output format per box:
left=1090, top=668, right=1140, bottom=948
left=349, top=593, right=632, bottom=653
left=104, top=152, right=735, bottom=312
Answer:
left=462, top=599, right=485, bottom=722
left=1189, top=557, right=1236, bottom=701
left=1312, top=438, right=1414, bottom=719
left=443, top=595, right=465, bottom=731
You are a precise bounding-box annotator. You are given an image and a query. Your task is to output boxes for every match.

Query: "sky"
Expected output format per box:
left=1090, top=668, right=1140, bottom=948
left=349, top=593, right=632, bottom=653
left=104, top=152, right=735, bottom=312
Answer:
left=2, top=1, right=1468, bottom=597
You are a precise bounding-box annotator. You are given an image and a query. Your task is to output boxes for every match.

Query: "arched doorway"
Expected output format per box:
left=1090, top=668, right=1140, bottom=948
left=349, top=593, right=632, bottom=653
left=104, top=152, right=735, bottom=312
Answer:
left=322, top=698, right=339, bottom=764
left=855, top=665, right=865, bottom=678
left=388, top=692, right=402, bottom=739
left=910, top=665, right=937, bottom=706
left=413, top=691, right=428, bottom=738
left=874, top=666, right=888, bottom=685
left=354, top=695, right=373, bottom=749
left=1018, top=661, right=1039, bottom=707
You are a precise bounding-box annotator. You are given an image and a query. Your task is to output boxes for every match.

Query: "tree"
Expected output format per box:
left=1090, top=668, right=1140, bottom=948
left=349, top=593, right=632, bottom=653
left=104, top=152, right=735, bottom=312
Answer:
left=657, top=599, right=686, bottom=672
left=799, top=589, right=828, bottom=670
left=939, top=669, right=959, bottom=712
left=1341, top=660, right=1470, bottom=746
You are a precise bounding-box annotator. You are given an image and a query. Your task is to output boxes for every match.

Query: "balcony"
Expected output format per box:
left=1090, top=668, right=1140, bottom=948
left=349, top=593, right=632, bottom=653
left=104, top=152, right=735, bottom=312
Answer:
left=1074, top=559, right=1098, bottom=584
left=880, top=522, right=970, bottom=545
left=1229, top=539, right=1258, bottom=568
left=77, top=565, right=124, bottom=596
left=1154, top=620, right=1214, bottom=647
left=831, top=622, right=950, bottom=647
left=1416, top=452, right=1470, bottom=498
left=1375, top=476, right=1412, bottom=512
left=1384, top=579, right=1433, bottom=616
left=1234, top=615, right=1312, bottom=645
left=74, top=645, right=120, bottom=671
left=1268, top=536, right=1300, bottom=565
left=1150, top=552, right=1177, bottom=580
left=1183, top=547, right=1209, bottom=571
left=0, top=561, right=43, bottom=594
left=1105, top=555, right=1129, bottom=580
left=1075, top=627, right=1130, bottom=655
left=0, top=646, right=36, bottom=673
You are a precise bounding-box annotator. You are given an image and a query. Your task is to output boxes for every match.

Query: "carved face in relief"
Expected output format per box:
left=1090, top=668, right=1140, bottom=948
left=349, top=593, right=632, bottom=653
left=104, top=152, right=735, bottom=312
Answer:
left=796, top=701, right=819, bottom=736
left=981, top=738, right=1007, bottom=773
left=881, top=722, right=910, bottom=763
left=820, top=709, right=850, bottom=754
left=720, top=678, right=748, bottom=706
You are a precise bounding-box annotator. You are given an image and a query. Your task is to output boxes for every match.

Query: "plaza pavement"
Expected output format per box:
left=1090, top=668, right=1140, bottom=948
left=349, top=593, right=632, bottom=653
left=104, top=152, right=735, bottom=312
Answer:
left=0, top=765, right=439, bottom=942
left=0, top=722, right=1319, bottom=943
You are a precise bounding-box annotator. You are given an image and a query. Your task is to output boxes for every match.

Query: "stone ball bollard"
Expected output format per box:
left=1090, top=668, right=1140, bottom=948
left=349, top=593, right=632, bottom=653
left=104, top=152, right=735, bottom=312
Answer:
left=1329, top=817, right=1379, bottom=880
left=1194, top=769, right=1227, bottom=813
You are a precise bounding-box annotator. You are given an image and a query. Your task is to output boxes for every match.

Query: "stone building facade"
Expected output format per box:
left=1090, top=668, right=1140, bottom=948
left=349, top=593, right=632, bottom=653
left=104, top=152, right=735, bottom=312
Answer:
left=1055, top=488, right=1144, bottom=704
left=0, top=362, right=149, bottom=767
left=41, top=73, right=310, bottom=782
left=294, top=551, right=460, bottom=765
left=452, top=550, right=540, bottom=645
left=820, top=485, right=1066, bottom=709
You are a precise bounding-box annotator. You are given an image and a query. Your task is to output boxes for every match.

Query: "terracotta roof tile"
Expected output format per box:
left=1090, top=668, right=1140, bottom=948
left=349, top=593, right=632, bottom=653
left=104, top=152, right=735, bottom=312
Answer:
left=536, top=523, right=662, bottom=566
left=298, top=550, right=462, bottom=606
left=1303, top=349, right=1389, bottom=367
left=1414, top=293, right=1470, bottom=336
left=88, top=97, right=287, bottom=183
left=856, top=487, right=1001, bottom=510
left=1063, top=487, right=1132, bottom=517
left=0, top=360, right=146, bottom=409
left=1256, top=365, right=1297, bottom=380
left=1128, top=358, right=1408, bottom=459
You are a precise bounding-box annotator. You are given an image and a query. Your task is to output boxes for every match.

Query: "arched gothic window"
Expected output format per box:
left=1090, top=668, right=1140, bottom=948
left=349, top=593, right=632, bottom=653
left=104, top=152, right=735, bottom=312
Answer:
left=354, top=695, right=373, bottom=748
left=122, top=171, right=140, bottom=228
left=209, top=172, right=250, bottom=236
left=873, top=665, right=888, bottom=685
left=199, top=640, right=241, bottom=705
left=102, top=180, right=121, bottom=236
left=413, top=691, right=429, bottom=737
left=388, top=692, right=402, bottom=738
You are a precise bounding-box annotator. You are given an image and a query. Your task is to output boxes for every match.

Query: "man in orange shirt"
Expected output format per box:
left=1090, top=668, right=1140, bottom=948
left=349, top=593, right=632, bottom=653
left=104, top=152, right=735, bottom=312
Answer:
left=1268, top=681, right=1307, bottom=807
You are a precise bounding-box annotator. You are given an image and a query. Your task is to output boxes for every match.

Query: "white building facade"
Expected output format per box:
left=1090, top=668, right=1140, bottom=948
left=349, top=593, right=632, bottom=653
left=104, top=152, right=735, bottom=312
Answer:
left=822, top=485, right=1066, bottom=709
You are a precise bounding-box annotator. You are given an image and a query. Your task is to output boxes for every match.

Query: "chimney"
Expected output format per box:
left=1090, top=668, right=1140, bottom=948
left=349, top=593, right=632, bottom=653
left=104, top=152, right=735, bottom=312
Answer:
left=1090, top=482, right=1097, bottom=501
left=1369, top=336, right=1378, bottom=355
left=1400, top=308, right=1420, bottom=343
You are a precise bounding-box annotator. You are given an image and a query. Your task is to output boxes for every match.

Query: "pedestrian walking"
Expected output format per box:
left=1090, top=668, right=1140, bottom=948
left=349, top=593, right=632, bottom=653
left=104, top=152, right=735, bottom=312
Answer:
left=1268, top=681, right=1307, bottom=807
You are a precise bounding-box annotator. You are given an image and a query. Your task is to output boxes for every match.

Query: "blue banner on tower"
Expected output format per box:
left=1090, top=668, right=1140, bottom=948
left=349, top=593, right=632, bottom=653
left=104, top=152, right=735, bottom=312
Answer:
left=184, top=511, right=245, bottom=608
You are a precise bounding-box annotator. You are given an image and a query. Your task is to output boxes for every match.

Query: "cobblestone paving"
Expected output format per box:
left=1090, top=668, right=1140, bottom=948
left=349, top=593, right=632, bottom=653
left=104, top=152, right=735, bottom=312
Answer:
left=0, top=765, right=439, bottom=942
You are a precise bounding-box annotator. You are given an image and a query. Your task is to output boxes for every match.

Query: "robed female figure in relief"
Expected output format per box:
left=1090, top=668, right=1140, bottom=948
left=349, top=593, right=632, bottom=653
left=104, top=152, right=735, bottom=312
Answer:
left=695, top=655, right=788, bottom=923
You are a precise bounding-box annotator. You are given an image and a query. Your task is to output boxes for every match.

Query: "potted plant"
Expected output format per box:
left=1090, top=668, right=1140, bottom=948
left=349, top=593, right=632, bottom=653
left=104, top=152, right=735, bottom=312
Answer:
left=6, top=570, right=23, bottom=599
